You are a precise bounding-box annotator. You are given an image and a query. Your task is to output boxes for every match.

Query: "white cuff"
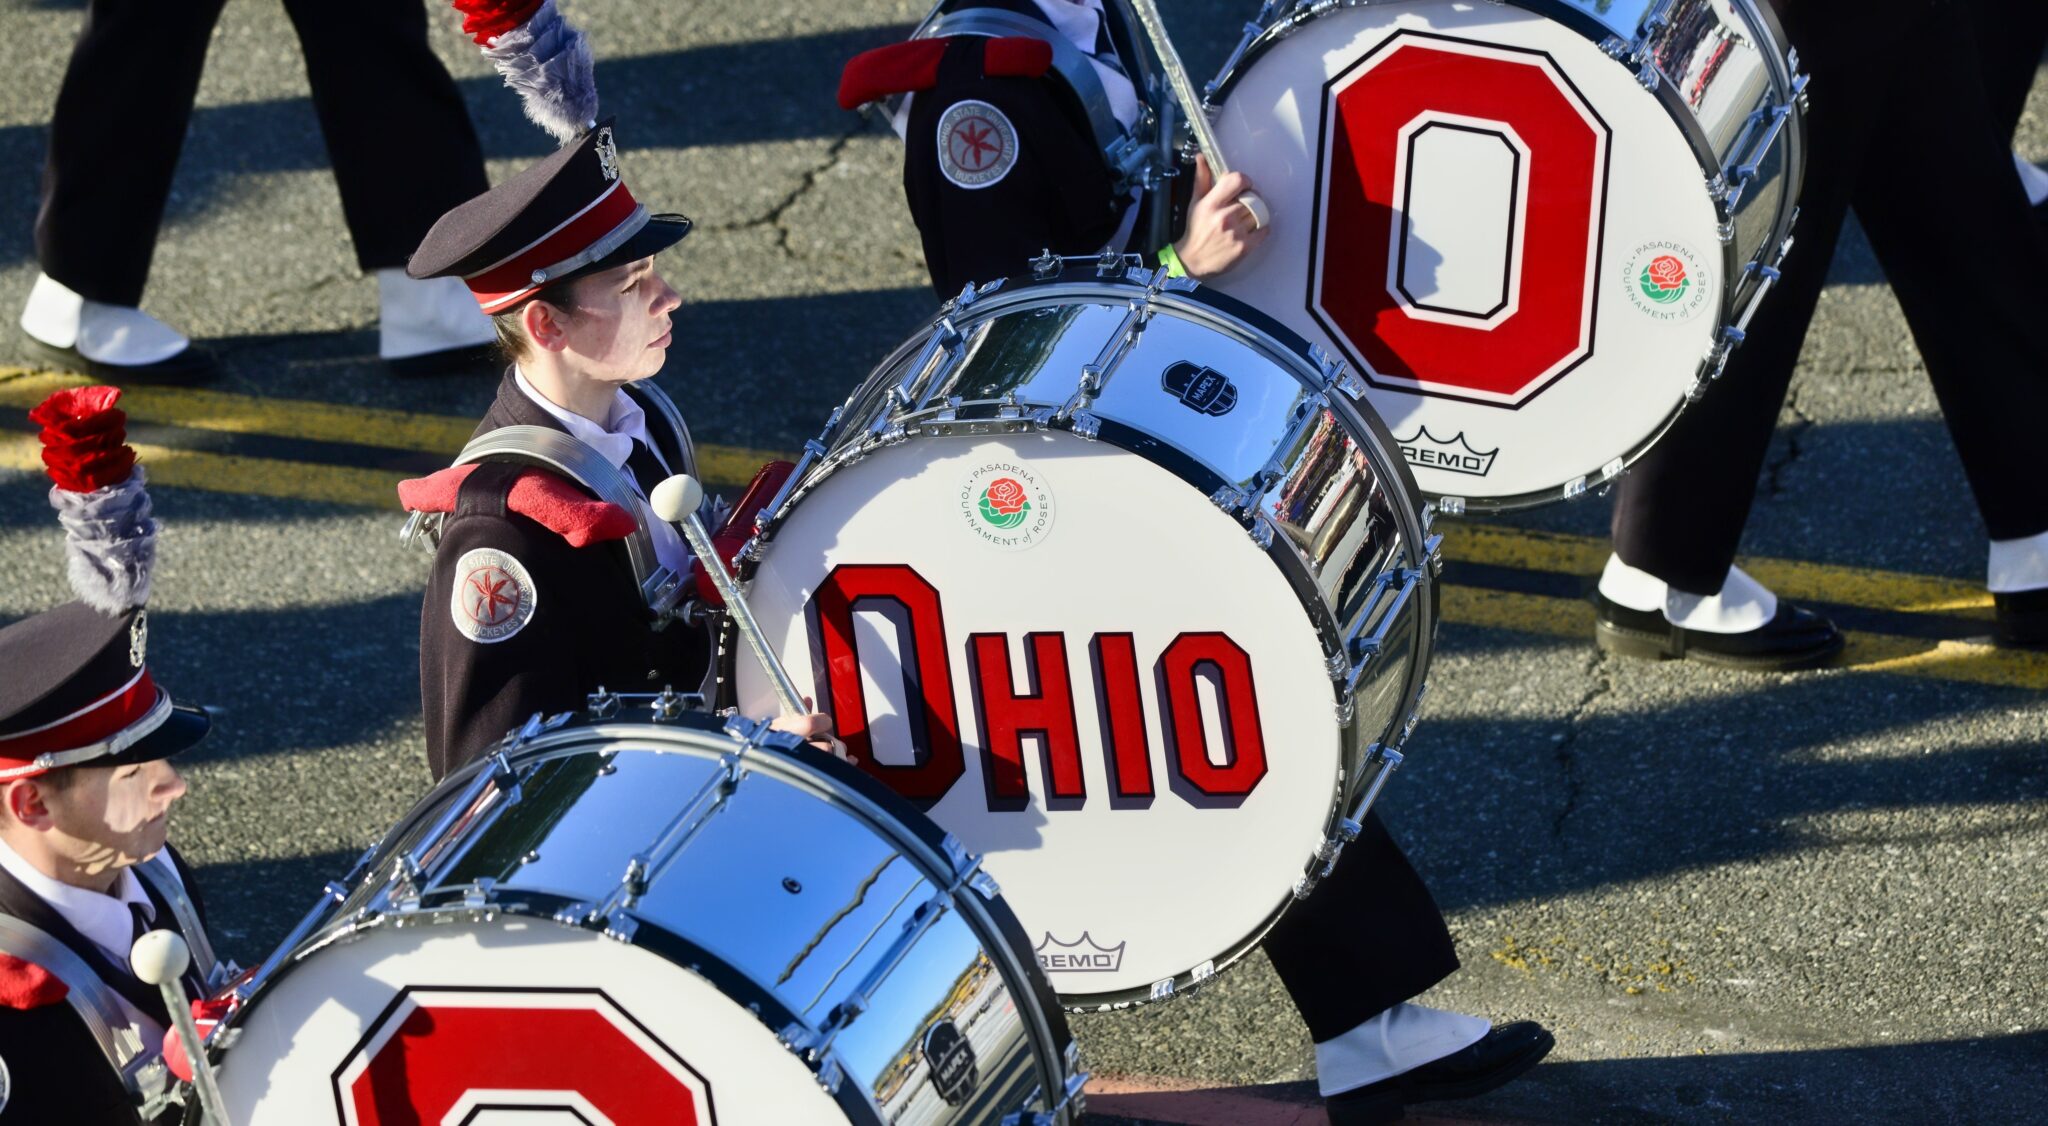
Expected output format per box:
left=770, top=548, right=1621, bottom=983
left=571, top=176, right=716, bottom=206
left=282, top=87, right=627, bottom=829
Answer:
left=1598, top=554, right=1668, bottom=612
left=1665, top=564, right=1777, bottom=634
left=1314, top=1002, right=1491, bottom=1096
left=1989, top=529, right=2048, bottom=593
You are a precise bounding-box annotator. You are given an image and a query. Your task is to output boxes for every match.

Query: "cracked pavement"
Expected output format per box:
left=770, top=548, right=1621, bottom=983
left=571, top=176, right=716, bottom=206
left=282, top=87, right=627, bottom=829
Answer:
left=0, top=2, right=2043, bottom=1123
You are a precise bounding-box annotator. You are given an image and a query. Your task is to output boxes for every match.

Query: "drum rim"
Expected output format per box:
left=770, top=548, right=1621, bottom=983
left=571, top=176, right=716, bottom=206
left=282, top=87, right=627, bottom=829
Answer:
left=749, top=266, right=1438, bottom=1008
left=223, top=713, right=1079, bottom=1123
left=1201, top=0, right=1808, bottom=512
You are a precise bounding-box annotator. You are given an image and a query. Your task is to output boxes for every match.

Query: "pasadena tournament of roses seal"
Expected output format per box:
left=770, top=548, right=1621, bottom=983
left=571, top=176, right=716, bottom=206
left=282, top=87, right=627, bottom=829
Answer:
left=958, top=459, right=1056, bottom=550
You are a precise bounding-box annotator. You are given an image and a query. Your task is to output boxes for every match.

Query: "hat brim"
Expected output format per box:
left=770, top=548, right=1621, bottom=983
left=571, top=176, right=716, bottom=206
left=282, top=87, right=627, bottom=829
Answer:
left=99, top=704, right=210, bottom=769
left=555, top=213, right=693, bottom=290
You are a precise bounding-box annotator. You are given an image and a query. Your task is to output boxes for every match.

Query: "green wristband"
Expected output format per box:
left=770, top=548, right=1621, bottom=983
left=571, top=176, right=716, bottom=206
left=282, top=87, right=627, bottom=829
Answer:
left=1157, top=243, right=1189, bottom=279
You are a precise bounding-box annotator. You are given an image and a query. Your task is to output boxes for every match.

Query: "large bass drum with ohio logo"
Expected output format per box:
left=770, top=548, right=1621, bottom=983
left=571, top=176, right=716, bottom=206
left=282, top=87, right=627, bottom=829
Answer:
left=732, top=260, right=1437, bottom=1009
left=203, top=706, right=1084, bottom=1125
left=1202, top=0, right=1808, bottom=511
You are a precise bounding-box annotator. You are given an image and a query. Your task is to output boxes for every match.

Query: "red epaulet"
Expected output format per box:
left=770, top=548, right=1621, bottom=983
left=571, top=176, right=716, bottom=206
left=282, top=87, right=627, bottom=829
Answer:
left=397, top=465, right=638, bottom=547
left=837, top=36, right=1052, bottom=110
left=0, top=952, right=69, bottom=1010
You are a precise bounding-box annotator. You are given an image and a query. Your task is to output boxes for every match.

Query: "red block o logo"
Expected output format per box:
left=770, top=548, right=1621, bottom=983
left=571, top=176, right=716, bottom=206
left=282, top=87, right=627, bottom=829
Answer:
left=1312, top=32, right=1611, bottom=406
left=335, top=988, right=715, bottom=1125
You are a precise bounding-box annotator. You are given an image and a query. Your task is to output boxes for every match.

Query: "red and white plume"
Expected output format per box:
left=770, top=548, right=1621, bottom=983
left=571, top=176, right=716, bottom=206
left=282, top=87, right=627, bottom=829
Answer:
left=28, top=386, right=156, bottom=615
left=452, top=0, right=599, bottom=145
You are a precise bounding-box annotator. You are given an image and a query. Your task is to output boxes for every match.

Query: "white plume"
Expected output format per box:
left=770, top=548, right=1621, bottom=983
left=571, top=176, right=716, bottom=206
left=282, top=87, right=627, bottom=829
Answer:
left=483, top=0, right=599, bottom=145
left=48, top=466, right=157, bottom=615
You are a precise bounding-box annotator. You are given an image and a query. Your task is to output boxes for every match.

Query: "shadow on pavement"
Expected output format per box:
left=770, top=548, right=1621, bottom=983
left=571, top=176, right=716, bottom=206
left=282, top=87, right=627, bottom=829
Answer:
left=1083, top=1029, right=2048, bottom=1124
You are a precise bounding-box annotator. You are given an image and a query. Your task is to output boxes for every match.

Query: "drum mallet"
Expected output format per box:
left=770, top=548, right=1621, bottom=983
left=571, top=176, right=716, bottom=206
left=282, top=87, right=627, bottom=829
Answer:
left=650, top=474, right=807, bottom=717
left=1125, top=0, right=1271, bottom=230
left=131, top=929, right=232, bottom=1126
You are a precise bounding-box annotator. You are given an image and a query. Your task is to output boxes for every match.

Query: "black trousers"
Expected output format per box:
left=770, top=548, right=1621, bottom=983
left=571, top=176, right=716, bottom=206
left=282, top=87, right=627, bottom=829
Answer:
left=1262, top=811, right=1461, bottom=1042
left=1613, top=0, right=2048, bottom=594
left=34, top=0, right=489, bottom=307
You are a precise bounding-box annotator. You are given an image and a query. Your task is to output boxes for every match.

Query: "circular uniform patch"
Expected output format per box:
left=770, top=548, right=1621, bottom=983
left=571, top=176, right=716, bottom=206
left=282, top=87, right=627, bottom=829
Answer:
left=450, top=548, right=537, bottom=644
left=937, top=100, right=1018, bottom=189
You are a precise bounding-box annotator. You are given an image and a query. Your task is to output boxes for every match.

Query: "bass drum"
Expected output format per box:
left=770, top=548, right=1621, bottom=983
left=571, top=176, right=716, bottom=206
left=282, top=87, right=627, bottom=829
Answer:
left=208, top=706, right=1084, bottom=1126
left=1205, top=0, right=1807, bottom=510
left=734, top=262, right=1436, bottom=1009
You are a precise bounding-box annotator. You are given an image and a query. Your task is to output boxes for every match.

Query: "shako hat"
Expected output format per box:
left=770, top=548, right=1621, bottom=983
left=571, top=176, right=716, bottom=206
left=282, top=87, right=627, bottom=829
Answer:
left=407, top=120, right=690, bottom=314
left=0, top=386, right=207, bottom=780
left=411, top=1, right=690, bottom=313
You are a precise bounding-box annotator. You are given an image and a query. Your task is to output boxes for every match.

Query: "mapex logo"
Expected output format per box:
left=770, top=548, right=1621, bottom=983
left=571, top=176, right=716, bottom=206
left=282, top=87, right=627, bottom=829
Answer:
left=1162, top=360, right=1239, bottom=417
left=1397, top=427, right=1499, bottom=477
left=1035, top=932, right=1126, bottom=973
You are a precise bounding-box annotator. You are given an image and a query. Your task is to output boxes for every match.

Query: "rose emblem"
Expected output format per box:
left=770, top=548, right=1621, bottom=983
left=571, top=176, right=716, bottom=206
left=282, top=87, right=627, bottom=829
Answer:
left=978, top=477, right=1031, bottom=529
left=1638, top=254, right=1690, bottom=304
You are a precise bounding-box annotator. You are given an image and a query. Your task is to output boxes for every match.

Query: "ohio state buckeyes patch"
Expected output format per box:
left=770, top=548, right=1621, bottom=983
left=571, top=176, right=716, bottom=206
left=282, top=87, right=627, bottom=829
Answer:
left=451, top=548, right=536, bottom=644
left=937, top=100, right=1017, bottom=189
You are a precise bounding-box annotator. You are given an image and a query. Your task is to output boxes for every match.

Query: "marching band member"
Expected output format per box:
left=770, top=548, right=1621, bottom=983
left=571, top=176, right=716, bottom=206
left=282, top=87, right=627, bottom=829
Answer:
left=18, top=0, right=497, bottom=382
left=838, top=0, right=1266, bottom=297
left=1595, top=0, right=2048, bottom=660
left=843, top=4, right=1553, bottom=1120
left=400, top=0, right=832, bottom=778
left=0, top=388, right=225, bottom=1123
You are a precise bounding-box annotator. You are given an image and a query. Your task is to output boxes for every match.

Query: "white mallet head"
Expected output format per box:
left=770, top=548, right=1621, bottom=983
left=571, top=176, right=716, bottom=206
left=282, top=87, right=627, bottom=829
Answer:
left=130, top=929, right=191, bottom=986
left=650, top=474, right=704, bottom=525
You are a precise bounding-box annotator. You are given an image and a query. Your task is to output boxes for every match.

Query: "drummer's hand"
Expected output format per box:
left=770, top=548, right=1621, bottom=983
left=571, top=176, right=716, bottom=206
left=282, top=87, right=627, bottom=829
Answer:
left=771, top=702, right=854, bottom=764
left=1172, top=154, right=1268, bottom=280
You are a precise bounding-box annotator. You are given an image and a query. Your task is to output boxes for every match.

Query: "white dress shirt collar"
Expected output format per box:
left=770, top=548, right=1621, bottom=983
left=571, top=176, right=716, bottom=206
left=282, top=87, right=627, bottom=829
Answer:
left=0, top=836, right=154, bottom=972
left=512, top=367, right=663, bottom=479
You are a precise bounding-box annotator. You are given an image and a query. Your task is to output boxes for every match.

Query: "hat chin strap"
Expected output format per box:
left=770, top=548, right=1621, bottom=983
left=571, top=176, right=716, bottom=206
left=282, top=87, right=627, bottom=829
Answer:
left=529, top=204, right=651, bottom=286
left=0, top=693, right=176, bottom=778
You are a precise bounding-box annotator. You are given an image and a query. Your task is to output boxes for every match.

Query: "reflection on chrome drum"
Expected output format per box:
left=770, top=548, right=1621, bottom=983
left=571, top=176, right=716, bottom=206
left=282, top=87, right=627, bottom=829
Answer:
left=204, top=707, right=1084, bottom=1125
left=733, top=261, right=1438, bottom=1009
left=1204, top=0, right=1808, bottom=510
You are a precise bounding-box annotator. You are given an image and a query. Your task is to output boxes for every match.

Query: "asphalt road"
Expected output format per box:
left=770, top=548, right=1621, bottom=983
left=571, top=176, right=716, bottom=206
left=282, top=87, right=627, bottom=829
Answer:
left=0, top=2, right=2043, bottom=1123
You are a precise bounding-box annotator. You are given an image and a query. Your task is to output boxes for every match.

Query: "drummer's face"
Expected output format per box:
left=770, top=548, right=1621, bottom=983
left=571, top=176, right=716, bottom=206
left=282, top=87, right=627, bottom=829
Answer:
left=552, top=257, right=681, bottom=384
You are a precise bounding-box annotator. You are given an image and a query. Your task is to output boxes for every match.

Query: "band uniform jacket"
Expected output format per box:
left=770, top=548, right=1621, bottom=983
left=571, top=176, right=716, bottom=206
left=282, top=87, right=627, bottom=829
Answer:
left=0, top=848, right=210, bottom=1125
left=420, top=370, right=708, bottom=780
left=901, top=0, right=1184, bottom=297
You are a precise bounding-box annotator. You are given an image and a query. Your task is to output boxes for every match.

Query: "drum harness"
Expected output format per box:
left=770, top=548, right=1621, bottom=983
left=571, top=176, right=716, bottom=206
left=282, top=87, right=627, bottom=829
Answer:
left=0, top=855, right=225, bottom=1118
left=400, top=381, right=707, bottom=629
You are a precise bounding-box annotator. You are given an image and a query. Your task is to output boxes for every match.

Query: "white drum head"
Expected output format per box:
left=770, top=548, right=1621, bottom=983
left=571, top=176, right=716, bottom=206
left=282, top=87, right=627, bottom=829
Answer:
left=1209, top=2, right=1725, bottom=506
left=216, top=920, right=846, bottom=1124
left=738, top=432, right=1339, bottom=1000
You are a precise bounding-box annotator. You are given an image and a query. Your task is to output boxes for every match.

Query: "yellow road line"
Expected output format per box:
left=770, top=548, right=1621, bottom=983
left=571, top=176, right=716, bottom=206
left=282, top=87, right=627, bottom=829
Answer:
left=2, top=434, right=403, bottom=509
left=1441, top=585, right=2047, bottom=691
left=0, top=367, right=474, bottom=455
left=0, top=366, right=780, bottom=490
left=1444, top=521, right=1994, bottom=618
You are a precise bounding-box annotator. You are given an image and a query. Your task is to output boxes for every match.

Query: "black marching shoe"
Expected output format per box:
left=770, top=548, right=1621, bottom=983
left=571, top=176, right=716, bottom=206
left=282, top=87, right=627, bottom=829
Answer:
left=1994, top=589, right=2048, bottom=648
left=1324, top=1021, right=1555, bottom=1124
left=1593, top=591, right=1843, bottom=671
left=24, top=335, right=218, bottom=386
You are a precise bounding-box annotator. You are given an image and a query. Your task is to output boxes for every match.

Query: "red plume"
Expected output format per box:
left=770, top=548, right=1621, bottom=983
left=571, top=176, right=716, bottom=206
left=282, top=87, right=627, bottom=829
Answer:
left=450, top=0, right=545, bottom=45
left=29, top=386, right=136, bottom=493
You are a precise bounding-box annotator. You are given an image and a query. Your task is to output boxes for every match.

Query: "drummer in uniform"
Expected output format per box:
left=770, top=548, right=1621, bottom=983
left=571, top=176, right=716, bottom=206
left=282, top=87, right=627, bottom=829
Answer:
left=0, top=388, right=224, bottom=1124
left=841, top=3, right=1552, bottom=1120
left=400, top=3, right=832, bottom=779
left=838, top=0, right=1266, bottom=293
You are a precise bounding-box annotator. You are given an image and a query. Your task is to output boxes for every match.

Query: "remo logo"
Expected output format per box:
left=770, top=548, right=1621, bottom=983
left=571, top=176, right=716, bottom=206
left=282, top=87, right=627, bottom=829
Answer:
left=807, top=564, right=1269, bottom=810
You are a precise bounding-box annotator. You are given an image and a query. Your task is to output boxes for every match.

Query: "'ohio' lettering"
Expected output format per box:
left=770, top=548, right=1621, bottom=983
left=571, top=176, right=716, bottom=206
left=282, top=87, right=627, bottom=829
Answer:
left=807, top=564, right=1269, bottom=809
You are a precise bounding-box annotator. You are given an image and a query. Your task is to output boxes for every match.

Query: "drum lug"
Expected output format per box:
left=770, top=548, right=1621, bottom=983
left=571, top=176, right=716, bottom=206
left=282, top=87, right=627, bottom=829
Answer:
left=1561, top=474, right=1589, bottom=501
left=1435, top=494, right=1466, bottom=518
left=1248, top=513, right=1276, bottom=549
left=586, top=687, right=620, bottom=719
left=1147, top=977, right=1175, bottom=1002
left=1067, top=410, right=1102, bottom=440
